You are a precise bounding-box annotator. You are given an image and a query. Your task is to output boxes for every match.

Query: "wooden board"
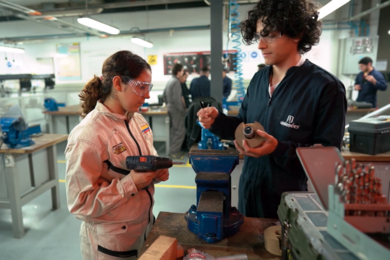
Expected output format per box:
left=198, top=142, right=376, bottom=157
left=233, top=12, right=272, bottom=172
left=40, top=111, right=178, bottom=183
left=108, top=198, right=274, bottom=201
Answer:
left=341, top=149, right=390, bottom=162
left=139, top=236, right=177, bottom=260
left=141, top=110, right=168, bottom=116
left=228, top=110, right=239, bottom=116
left=346, top=108, right=376, bottom=113
left=140, top=212, right=280, bottom=260
left=0, top=134, right=68, bottom=154
left=206, top=107, right=375, bottom=117
left=43, top=105, right=80, bottom=115
left=42, top=104, right=168, bottom=116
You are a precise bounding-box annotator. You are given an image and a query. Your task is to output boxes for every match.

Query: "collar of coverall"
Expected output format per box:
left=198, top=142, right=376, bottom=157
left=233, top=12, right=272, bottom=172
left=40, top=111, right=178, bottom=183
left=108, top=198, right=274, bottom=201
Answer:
left=95, top=100, right=133, bottom=121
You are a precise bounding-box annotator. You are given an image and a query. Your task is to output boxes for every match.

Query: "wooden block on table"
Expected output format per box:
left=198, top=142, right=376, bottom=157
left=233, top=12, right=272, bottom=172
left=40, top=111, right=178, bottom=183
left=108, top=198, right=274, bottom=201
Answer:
left=176, top=245, right=184, bottom=258
left=139, top=235, right=178, bottom=260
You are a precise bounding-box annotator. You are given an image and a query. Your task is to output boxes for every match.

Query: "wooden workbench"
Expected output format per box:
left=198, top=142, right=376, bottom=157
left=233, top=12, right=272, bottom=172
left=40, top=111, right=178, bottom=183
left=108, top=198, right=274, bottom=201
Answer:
left=42, top=104, right=80, bottom=115
left=228, top=110, right=239, bottom=116
left=346, top=108, right=376, bottom=113
left=227, top=108, right=377, bottom=123
left=141, top=110, right=168, bottom=116
left=42, top=105, right=169, bottom=116
left=41, top=105, right=172, bottom=133
left=42, top=104, right=171, bottom=153
left=140, top=109, right=170, bottom=155
left=0, top=134, right=68, bottom=154
left=140, top=212, right=280, bottom=260
left=341, top=149, right=390, bottom=162
left=345, top=107, right=377, bottom=125
left=43, top=105, right=80, bottom=134
left=0, top=134, right=67, bottom=238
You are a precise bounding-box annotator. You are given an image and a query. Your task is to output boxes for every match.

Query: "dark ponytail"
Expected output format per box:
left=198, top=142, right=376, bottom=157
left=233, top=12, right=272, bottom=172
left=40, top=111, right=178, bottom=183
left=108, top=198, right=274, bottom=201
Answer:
left=79, top=50, right=151, bottom=118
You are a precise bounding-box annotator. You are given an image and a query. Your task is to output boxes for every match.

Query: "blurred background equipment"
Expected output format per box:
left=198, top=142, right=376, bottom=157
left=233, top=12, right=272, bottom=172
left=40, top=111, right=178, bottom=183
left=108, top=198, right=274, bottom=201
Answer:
left=0, top=104, right=41, bottom=148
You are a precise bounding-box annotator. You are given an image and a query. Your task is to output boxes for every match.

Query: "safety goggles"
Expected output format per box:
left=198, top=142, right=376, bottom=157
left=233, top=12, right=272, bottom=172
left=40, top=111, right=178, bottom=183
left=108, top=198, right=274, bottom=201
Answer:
left=254, top=31, right=282, bottom=44
left=125, top=78, right=153, bottom=97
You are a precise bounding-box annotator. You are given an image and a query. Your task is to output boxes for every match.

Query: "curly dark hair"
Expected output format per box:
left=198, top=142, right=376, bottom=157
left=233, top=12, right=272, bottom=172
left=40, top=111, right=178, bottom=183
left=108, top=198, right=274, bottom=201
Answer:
left=240, top=0, right=322, bottom=54
left=79, top=50, right=151, bottom=118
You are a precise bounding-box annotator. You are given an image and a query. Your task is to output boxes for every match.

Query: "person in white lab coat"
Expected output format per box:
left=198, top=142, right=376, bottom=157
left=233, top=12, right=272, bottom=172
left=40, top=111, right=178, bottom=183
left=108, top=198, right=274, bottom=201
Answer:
left=65, top=50, right=169, bottom=260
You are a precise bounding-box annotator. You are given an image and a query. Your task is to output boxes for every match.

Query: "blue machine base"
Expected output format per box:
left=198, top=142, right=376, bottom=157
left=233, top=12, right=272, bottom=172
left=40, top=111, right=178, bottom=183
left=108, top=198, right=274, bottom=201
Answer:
left=185, top=205, right=244, bottom=243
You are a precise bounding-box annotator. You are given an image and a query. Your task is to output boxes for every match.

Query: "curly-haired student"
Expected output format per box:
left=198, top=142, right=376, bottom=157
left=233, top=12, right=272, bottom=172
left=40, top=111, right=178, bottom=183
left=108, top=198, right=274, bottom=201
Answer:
left=198, top=0, right=347, bottom=218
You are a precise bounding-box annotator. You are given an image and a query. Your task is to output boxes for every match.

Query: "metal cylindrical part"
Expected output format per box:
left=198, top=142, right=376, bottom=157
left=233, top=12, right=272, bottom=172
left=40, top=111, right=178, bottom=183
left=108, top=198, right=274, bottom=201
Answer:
left=243, top=126, right=255, bottom=139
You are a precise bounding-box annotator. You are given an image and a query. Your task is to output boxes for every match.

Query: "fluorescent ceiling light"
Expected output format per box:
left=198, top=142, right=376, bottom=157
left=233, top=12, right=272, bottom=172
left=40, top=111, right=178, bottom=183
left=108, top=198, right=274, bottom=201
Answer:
left=318, top=0, right=351, bottom=20
left=0, top=46, right=25, bottom=54
left=77, top=17, right=120, bottom=35
left=131, top=37, right=153, bottom=48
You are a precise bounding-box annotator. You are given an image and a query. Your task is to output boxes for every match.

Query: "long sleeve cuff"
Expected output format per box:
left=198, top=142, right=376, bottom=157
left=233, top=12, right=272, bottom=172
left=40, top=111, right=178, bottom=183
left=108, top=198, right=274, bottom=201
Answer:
left=211, top=111, right=225, bottom=129
left=269, top=141, right=289, bottom=158
left=120, top=174, right=139, bottom=198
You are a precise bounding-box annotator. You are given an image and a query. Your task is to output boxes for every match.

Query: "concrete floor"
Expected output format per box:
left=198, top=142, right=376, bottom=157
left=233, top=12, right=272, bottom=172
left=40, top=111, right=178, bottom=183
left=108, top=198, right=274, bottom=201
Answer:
left=0, top=141, right=242, bottom=260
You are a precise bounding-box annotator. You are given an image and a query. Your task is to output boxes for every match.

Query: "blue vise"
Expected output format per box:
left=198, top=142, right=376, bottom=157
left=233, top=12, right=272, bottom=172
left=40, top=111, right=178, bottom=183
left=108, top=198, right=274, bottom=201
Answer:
left=0, top=117, right=41, bottom=149
left=44, top=98, right=65, bottom=112
left=197, top=121, right=224, bottom=150
left=185, top=145, right=244, bottom=243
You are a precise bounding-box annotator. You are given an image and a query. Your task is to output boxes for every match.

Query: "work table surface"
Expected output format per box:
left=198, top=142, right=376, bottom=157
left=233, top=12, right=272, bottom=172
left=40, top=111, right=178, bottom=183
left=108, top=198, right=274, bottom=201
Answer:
left=42, top=104, right=168, bottom=116
left=341, top=149, right=390, bottom=162
left=42, top=105, right=80, bottom=115
left=0, top=134, right=68, bottom=154
left=140, top=212, right=280, bottom=260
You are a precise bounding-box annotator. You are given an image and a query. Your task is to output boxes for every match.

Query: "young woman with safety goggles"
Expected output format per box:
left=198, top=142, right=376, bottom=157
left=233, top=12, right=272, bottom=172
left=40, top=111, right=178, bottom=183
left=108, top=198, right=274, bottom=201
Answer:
left=65, top=50, right=169, bottom=260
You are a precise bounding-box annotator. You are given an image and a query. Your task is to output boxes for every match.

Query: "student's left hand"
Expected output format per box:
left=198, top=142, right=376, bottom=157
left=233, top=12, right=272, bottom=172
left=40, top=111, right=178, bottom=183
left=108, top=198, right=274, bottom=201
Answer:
left=365, top=75, right=377, bottom=84
left=234, top=130, right=278, bottom=158
left=155, top=169, right=169, bottom=182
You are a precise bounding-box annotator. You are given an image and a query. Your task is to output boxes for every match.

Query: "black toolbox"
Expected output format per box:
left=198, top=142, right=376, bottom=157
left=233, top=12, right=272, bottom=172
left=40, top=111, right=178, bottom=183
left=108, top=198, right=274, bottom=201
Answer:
left=348, top=116, right=390, bottom=155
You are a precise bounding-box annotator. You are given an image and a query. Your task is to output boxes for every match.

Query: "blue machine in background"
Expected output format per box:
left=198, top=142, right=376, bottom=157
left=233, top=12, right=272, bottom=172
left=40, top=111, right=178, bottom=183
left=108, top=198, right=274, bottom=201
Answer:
left=186, top=124, right=244, bottom=243
left=44, top=98, right=65, bottom=112
left=0, top=105, right=41, bottom=149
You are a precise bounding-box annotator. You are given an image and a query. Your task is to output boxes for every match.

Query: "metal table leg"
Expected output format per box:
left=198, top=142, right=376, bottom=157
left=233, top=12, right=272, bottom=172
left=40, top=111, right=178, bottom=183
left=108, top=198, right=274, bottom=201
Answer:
left=165, top=116, right=170, bottom=156
left=66, top=115, right=70, bottom=134
left=4, top=154, right=25, bottom=238
left=47, top=114, right=54, bottom=134
left=47, top=145, right=60, bottom=209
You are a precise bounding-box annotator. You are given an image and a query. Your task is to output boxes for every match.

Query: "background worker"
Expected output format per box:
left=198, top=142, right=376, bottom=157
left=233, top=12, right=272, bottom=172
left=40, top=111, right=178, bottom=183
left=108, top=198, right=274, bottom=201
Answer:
left=354, top=57, right=387, bottom=108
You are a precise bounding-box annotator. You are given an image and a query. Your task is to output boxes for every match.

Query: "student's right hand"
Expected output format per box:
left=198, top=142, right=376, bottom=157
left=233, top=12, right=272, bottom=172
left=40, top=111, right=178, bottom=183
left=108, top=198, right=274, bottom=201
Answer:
left=354, top=84, right=361, bottom=91
left=197, top=107, right=219, bottom=129
left=130, top=170, right=158, bottom=190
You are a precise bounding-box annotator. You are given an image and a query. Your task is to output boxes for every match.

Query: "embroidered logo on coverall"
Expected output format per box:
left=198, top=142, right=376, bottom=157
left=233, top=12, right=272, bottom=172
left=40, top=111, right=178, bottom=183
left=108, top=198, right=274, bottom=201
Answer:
left=280, top=115, right=300, bottom=129
left=112, top=143, right=126, bottom=154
